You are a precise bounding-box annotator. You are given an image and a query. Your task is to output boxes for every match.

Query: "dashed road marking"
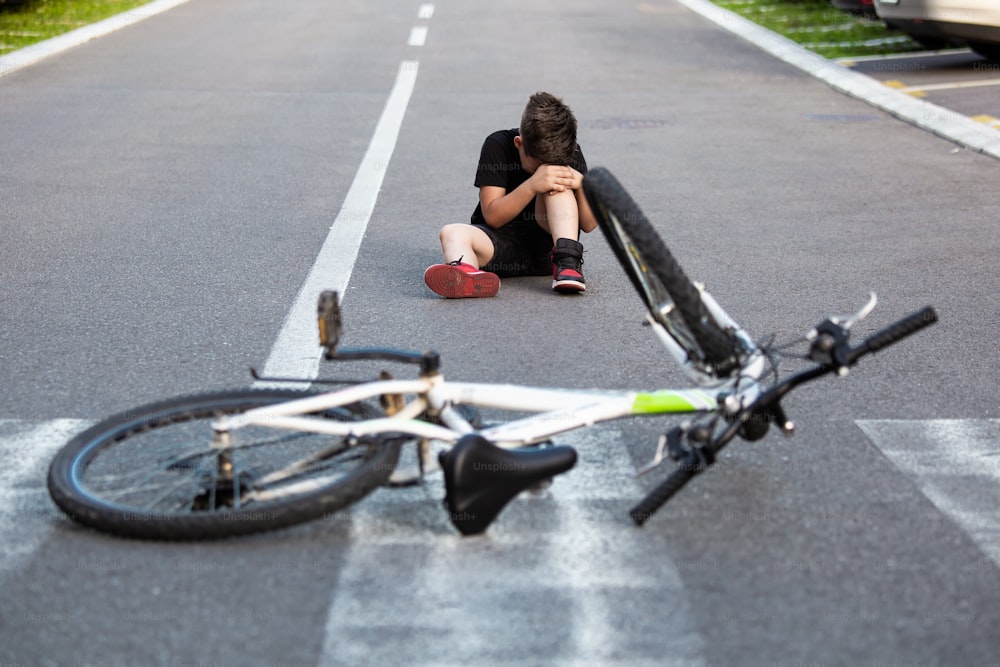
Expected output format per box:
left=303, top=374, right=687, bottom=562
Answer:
left=408, top=26, right=428, bottom=47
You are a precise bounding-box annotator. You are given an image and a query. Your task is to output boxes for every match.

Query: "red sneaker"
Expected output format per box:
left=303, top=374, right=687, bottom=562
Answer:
left=424, top=261, right=500, bottom=298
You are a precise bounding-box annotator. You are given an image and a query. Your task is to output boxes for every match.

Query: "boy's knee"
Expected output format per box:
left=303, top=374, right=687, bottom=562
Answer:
left=544, top=189, right=577, bottom=213
left=439, top=223, right=466, bottom=242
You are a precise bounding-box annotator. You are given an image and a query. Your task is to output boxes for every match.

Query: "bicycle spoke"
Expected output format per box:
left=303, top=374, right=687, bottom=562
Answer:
left=252, top=450, right=368, bottom=497
left=100, top=463, right=208, bottom=511
left=254, top=441, right=358, bottom=486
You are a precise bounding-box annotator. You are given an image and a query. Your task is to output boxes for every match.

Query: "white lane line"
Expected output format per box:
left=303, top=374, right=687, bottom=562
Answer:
left=858, top=419, right=1000, bottom=568
left=408, top=26, right=428, bottom=47
left=0, top=420, right=90, bottom=570
left=318, top=427, right=707, bottom=666
left=418, top=4, right=435, bottom=20
left=0, top=0, right=194, bottom=79
left=255, top=60, right=420, bottom=385
left=835, top=48, right=971, bottom=64
left=899, top=78, right=1000, bottom=93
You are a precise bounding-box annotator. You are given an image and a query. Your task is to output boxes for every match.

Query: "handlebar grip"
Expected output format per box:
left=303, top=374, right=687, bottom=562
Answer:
left=630, top=461, right=699, bottom=526
left=847, top=306, right=937, bottom=365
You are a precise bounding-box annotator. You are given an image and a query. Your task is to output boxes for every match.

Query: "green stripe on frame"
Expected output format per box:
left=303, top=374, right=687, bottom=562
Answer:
left=631, top=390, right=714, bottom=415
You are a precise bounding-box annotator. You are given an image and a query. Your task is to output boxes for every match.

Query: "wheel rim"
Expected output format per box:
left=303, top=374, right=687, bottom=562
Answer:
left=66, top=395, right=375, bottom=520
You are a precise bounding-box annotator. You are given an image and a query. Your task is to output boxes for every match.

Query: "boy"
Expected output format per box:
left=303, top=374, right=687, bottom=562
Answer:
left=424, top=92, right=598, bottom=298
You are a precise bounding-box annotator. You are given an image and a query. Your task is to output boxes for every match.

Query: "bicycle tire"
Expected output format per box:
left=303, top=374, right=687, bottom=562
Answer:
left=47, top=388, right=402, bottom=540
left=583, top=167, right=740, bottom=376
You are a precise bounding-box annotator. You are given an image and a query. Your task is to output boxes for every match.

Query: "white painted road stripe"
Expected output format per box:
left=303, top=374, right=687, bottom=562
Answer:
left=835, top=48, right=970, bottom=64
left=858, top=419, right=1000, bottom=568
left=0, top=420, right=90, bottom=570
left=255, top=60, right=420, bottom=384
left=418, top=4, right=435, bottom=20
left=899, top=78, right=1000, bottom=93
left=318, top=427, right=707, bottom=667
left=408, top=26, right=429, bottom=47
left=0, top=0, right=194, bottom=79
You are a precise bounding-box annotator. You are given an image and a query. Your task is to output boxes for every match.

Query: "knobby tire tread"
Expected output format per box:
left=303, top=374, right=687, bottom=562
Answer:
left=583, top=167, right=739, bottom=373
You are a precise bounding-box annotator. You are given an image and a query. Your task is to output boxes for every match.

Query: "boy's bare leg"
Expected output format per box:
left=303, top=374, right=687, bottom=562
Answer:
left=534, top=190, right=579, bottom=241
left=535, top=190, right=586, bottom=293
left=425, top=224, right=500, bottom=298
left=438, top=223, right=496, bottom=268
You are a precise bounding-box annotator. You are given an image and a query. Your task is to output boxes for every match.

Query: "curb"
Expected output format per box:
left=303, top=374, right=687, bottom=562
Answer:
left=675, top=0, right=1000, bottom=161
left=0, top=0, right=193, bottom=79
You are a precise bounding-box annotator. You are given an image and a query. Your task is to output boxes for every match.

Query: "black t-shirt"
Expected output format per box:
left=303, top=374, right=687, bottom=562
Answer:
left=470, top=128, right=587, bottom=228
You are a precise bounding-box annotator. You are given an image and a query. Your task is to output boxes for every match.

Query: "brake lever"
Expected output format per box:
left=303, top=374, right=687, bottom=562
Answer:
left=806, top=292, right=877, bottom=341
left=833, top=291, right=878, bottom=330
left=804, top=292, right=877, bottom=375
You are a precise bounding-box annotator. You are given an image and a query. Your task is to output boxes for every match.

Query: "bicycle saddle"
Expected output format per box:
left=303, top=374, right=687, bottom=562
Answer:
left=439, top=434, right=577, bottom=535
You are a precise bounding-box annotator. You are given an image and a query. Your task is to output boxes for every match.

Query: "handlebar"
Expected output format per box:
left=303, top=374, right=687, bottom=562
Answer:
left=845, top=306, right=937, bottom=366
left=630, top=305, right=938, bottom=525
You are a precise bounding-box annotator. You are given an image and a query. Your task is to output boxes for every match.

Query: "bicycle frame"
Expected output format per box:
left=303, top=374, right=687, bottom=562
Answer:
left=213, top=359, right=767, bottom=452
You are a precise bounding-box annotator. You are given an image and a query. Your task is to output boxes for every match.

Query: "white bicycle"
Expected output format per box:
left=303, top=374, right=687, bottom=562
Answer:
left=47, top=168, right=938, bottom=539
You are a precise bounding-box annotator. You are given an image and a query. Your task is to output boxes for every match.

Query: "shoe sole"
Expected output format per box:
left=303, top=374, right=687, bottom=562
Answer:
left=425, top=265, right=500, bottom=298
left=552, top=278, right=586, bottom=293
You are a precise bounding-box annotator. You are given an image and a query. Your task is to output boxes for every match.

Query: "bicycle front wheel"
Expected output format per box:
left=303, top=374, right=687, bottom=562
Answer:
left=48, top=389, right=402, bottom=540
left=583, top=167, right=740, bottom=377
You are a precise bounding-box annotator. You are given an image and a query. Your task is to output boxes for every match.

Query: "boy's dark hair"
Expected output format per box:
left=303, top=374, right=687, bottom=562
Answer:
left=519, top=92, right=577, bottom=166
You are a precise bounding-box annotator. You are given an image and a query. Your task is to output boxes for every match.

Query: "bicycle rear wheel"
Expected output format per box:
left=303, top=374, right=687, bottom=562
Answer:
left=47, top=388, right=402, bottom=540
left=583, top=167, right=740, bottom=377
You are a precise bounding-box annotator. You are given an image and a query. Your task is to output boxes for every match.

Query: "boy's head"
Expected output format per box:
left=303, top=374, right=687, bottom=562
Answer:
left=516, top=92, right=577, bottom=168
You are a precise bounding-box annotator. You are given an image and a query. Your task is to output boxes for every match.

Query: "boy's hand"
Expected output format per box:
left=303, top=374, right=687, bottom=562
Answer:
left=529, top=165, right=581, bottom=195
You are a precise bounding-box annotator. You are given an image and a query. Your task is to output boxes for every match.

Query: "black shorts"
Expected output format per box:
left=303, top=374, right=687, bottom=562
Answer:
left=475, top=221, right=553, bottom=277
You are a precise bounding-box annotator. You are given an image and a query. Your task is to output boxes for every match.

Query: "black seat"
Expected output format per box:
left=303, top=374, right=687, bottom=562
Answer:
left=439, top=434, right=577, bottom=535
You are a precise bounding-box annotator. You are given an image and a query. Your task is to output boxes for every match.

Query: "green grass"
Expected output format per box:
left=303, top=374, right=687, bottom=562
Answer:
left=0, top=0, right=153, bottom=56
left=711, top=0, right=925, bottom=58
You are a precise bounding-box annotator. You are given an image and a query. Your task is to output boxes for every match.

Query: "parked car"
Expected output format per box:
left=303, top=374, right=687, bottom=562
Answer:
left=832, top=0, right=879, bottom=21
left=874, top=0, right=1000, bottom=58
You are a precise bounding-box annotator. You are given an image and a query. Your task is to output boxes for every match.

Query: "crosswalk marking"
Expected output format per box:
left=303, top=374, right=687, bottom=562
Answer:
left=318, top=426, right=707, bottom=667
left=857, top=419, right=1000, bottom=568
left=6, top=417, right=999, bottom=664
left=0, top=419, right=89, bottom=570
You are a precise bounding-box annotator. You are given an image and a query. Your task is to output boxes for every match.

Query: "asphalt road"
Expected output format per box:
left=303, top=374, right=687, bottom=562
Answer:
left=2, top=1, right=999, bottom=666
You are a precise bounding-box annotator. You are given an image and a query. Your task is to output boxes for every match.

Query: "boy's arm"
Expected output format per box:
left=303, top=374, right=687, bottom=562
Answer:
left=478, top=184, right=533, bottom=229
left=479, top=165, right=580, bottom=229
